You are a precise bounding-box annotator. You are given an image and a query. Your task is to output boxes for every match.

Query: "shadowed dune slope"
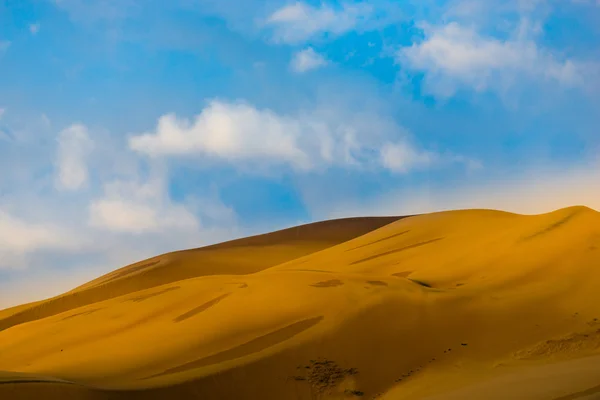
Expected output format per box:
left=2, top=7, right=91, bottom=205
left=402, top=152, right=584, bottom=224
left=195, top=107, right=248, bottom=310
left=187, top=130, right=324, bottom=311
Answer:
left=74, top=216, right=403, bottom=294
left=2, top=207, right=600, bottom=399
left=0, top=216, right=401, bottom=335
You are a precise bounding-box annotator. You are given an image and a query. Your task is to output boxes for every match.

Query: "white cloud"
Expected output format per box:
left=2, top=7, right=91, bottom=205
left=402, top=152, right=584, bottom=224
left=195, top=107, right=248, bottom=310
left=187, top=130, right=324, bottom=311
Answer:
left=129, top=101, right=311, bottom=170
left=380, top=142, right=481, bottom=174
left=265, top=1, right=373, bottom=44
left=380, top=142, right=438, bottom=173
left=290, top=47, right=329, bottom=73
left=0, top=108, right=5, bottom=120
left=0, top=114, right=240, bottom=272
left=29, top=23, right=40, bottom=35
left=88, top=178, right=199, bottom=234
left=55, top=124, right=94, bottom=190
left=442, top=0, right=546, bottom=25
left=0, top=212, right=73, bottom=254
left=129, top=99, right=464, bottom=175
left=89, top=200, right=162, bottom=233
left=398, top=22, right=586, bottom=97
left=0, top=211, right=82, bottom=269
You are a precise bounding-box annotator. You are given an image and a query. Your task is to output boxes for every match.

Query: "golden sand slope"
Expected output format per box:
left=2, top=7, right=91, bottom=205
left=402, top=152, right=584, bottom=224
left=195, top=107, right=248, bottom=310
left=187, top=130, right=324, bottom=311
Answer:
left=0, top=216, right=399, bottom=334
left=1, top=207, right=600, bottom=400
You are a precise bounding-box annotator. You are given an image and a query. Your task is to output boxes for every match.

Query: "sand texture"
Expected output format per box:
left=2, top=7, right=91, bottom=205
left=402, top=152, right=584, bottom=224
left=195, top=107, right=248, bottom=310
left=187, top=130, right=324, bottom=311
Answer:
left=2, top=208, right=600, bottom=399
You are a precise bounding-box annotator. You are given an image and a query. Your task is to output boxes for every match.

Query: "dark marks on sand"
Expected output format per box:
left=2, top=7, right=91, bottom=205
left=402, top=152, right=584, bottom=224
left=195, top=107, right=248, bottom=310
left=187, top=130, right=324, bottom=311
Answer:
left=292, top=359, right=360, bottom=393
left=409, top=279, right=433, bottom=288
left=552, top=383, right=600, bottom=400
left=127, top=286, right=181, bottom=303
left=521, top=210, right=580, bottom=242
left=310, top=280, right=344, bottom=288
left=102, top=259, right=161, bottom=284
left=346, top=230, right=411, bottom=251
left=286, top=269, right=333, bottom=273
left=351, top=238, right=444, bottom=265
left=392, top=271, right=413, bottom=278
left=225, top=282, right=248, bottom=289
left=366, top=281, right=388, bottom=286
left=0, top=379, right=75, bottom=386
left=61, top=308, right=102, bottom=321
left=173, top=293, right=231, bottom=323
left=149, top=316, right=324, bottom=378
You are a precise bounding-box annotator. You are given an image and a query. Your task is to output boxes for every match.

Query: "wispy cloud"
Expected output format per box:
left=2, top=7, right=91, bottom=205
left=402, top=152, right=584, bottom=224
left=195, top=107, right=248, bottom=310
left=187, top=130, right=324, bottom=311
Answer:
left=55, top=124, right=94, bottom=191
left=290, top=47, right=329, bottom=73
left=0, top=211, right=83, bottom=269
left=88, top=178, right=199, bottom=234
left=380, top=141, right=438, bottom=173
left=265, top=1, right=374, bottom=44
left=398, top=21, right=586, bottom=97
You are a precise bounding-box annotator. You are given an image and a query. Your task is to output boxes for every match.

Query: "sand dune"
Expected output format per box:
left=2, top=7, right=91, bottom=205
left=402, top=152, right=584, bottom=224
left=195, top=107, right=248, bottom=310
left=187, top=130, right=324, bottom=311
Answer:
left=1, top=208, right=600, bottom=399
left=0, top=216, right=400, bottom=334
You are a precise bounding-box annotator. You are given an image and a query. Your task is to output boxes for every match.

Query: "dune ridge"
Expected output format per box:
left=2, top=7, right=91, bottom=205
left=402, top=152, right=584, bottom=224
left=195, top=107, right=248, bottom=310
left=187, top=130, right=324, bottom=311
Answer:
left=0, top=216, right=401, bottom=334
left=2, top=207, right=600, bottom=399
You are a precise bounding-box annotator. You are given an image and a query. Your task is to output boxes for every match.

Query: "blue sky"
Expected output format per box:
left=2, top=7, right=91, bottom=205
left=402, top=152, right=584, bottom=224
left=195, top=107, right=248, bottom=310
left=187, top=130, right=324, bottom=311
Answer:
left=0, top=0, right=599, bottom=306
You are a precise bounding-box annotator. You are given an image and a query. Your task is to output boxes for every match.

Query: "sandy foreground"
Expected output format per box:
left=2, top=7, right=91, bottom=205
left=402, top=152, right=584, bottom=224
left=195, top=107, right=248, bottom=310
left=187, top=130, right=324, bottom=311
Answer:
left=1, top=208, right=600, bottom=400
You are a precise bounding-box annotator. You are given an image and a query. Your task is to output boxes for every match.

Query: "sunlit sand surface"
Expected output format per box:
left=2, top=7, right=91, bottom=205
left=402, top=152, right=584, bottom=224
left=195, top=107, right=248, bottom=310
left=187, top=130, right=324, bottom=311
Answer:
left=2, top=208, right=600, bottom=399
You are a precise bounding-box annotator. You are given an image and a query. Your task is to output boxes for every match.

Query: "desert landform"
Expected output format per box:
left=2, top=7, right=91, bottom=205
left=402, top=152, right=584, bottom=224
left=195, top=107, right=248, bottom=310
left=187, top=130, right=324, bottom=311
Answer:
left=2, top=207, right=600, bottom=399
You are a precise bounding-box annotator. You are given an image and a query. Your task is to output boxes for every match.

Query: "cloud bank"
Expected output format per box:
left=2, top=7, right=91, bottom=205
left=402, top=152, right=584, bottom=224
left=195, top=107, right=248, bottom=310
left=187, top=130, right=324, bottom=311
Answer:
left=129, top=99, right=474, bottom=174
left=398, top=22, right=587, bottom=97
